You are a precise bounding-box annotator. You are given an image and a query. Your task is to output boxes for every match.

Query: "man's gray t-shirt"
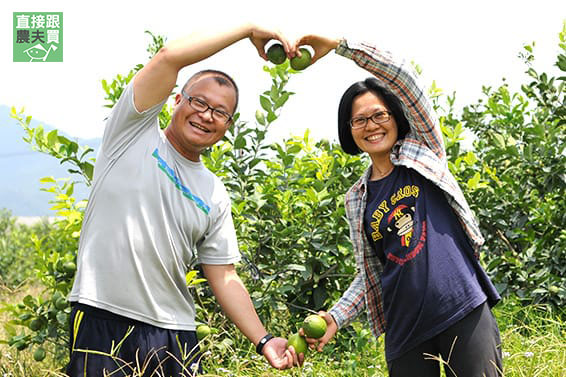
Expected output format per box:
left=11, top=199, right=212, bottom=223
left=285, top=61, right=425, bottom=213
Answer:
left=69, top=79, right=240, bottom=330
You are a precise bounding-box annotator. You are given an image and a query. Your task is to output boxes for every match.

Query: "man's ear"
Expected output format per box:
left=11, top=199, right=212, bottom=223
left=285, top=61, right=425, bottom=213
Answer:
left=174, top=92, right=182, bottom=106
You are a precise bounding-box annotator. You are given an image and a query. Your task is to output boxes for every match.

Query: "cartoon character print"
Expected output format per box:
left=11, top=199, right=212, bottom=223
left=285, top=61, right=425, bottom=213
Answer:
left=387, top=204, right=414, bottom=247
left=385, top=204, right=427, bottom=266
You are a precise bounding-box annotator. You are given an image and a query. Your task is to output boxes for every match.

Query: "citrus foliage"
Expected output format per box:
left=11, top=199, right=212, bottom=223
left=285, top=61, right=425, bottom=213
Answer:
left=437, top=23, right=566, bottom=308
left=2, top=24, right=565, bottom=368
left=0, top=209, right=50, bottom=288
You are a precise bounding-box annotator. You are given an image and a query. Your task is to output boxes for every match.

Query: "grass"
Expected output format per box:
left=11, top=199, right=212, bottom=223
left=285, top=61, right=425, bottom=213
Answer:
left=1, top=283, right=564, bottom=377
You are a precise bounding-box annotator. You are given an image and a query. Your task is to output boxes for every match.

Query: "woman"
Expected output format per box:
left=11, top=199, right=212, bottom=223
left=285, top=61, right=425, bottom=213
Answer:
left=295, top=35, right=503, bottom=377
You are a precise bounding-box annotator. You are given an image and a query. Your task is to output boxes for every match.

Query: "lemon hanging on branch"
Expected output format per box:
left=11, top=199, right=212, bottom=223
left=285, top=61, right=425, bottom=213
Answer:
left=196, top=324, right=212, bottom=340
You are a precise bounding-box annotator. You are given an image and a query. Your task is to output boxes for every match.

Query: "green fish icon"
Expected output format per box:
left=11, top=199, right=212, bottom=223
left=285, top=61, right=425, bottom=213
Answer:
left=23, top=43, right=58, bottom=62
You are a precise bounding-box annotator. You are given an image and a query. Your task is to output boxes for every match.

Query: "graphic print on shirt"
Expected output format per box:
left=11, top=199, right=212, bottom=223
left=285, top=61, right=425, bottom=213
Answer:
left=152, top=148, right=211, bottom=215
left=386, top=204, right=414, bottom=247
left=368, top=184, right=427, bottom=266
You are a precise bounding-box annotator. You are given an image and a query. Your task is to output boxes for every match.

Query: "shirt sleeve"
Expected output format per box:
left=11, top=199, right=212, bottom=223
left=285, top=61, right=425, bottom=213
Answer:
left=329, top=272, right=366, bottom=329
left=336, top=39, right=445, bottom=160
left=100, top=74, right=168, bottom=160
left=196, top=187, right=241, bottom=265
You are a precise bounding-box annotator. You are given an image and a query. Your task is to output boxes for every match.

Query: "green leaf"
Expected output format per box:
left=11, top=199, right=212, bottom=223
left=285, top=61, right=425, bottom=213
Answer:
left=47, top=130, right=59, bottom=146
left=234, top=134, right=247, bottom=149
left=467, top=172, right=481, bottom=190
left=4, top=323, right=17, bottom=337
left=267, top=111, right=277, bottom=123
left=83, top=163, right=94, bottom=182
left=313, top=285, right=327, bottom=309
left=463, top=151, right=478, bottom=166
left=23, top=295, right=35, bottom=308
left=274, top=93, right=290, bottom=110
left=287, top=264, right=306, bottom=272
left=260, top=95, right=272, bottom=112
left=39, top=176, right=56, bottom=184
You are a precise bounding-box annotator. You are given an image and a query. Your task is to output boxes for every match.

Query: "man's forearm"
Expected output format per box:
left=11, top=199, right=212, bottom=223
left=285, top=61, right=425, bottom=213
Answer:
left=133, top=22, right=253, bottom=112
left=161, top=23, right=253, bottom=70
left=202, top=264, right=267, bottom=346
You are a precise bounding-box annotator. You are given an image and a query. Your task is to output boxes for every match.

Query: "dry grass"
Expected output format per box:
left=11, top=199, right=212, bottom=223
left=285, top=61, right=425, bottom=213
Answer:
left=1, top=284, right=564, bottom=377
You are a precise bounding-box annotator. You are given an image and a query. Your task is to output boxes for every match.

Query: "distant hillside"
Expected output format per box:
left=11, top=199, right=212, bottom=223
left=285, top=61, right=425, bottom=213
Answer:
left=0, top=105, right=101, bottom=216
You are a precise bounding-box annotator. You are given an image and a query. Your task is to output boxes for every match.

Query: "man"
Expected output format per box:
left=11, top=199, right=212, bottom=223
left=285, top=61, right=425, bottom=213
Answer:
left=67, top=23, right=300, bottom=376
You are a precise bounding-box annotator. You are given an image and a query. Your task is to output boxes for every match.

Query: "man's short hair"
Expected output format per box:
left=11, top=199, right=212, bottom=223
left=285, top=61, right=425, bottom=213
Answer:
left=182, top=69, right=239, bottom=113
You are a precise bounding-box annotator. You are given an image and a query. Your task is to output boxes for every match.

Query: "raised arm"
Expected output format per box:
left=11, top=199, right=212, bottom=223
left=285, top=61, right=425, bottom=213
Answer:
left=133, top=23, right=295, bottom=112
left=295, top=35, right=445, bottom=160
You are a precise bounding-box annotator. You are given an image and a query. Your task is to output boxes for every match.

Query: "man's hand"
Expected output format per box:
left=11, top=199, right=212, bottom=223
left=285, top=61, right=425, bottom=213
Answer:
left=248, top=25, right=295, bottom=61
left=299, top=311, right=338, bottom=352
left=262, top=337, right=304, bottom=369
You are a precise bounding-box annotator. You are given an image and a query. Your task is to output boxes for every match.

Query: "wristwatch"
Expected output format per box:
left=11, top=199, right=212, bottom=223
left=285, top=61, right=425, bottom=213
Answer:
left=255, top=333, right=274, bottom=355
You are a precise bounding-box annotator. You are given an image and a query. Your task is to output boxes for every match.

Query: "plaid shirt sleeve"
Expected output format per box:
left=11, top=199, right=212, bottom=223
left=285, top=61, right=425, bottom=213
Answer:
left=335, top=39, right=485, bottom=254
left=335, top=39, right=445, bottom=162
left=328, top=273, right=366, bottom=328
left=328, top=178, right=370, bottom=330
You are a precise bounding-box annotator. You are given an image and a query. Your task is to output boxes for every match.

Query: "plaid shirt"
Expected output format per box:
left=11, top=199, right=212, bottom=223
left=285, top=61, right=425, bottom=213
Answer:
left=328, top=40, right=485, bottom=339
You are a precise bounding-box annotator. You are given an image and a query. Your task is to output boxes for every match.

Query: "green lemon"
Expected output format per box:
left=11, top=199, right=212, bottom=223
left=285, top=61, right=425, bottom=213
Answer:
left=287, top=333, right=308, bottom=355
left=19, top=313, right=32, bottom=321
left=54, top=297, right=67, bottom=310
left=33, top=347, right=46, bottom=362
left=290, top=48, right=312, bottom=71
left=29, top=318, right=43, bottom=331
left=303, top=314, right=327, bottom=339
left=267, top=43, right=287, bottom=65
left=196, top=325, right=211, bottom=340
left=63, top=261, right=76, bottom=274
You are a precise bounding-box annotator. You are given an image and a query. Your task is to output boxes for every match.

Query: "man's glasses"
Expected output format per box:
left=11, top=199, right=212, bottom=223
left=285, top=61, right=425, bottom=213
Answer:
left=350, top=110, right=392, bottom=129
left=181, top=90, right=233, bottom=125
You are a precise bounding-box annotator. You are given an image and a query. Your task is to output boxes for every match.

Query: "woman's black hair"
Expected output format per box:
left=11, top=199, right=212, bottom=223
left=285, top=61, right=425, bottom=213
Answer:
left=337, top=78, right=410, bottom=155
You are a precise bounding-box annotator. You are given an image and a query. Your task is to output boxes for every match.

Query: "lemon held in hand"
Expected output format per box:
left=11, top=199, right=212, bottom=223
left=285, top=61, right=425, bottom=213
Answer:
left=287, top=332, right=308, bottom=355
left=303, top=314, right=327, bottom=339
left=267, top=43, right=287, bottom=65
left=290, top=48, right=312, bottom=71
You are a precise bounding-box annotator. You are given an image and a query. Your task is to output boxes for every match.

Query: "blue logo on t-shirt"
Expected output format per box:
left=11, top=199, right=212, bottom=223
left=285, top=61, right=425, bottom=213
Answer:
left=152, top=148, right=211, bottom=215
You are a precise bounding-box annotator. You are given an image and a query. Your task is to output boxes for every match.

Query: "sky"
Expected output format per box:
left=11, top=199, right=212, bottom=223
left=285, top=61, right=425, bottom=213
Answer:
left=1, top=1, right=565, bottom=144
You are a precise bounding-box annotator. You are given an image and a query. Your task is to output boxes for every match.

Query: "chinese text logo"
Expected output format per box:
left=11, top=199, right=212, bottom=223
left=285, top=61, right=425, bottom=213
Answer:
left=13, top=12, right=63, bottom=62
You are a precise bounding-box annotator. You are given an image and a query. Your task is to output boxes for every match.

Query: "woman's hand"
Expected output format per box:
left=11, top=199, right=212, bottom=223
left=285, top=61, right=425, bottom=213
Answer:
left=299, top=311, right=338, bottom=352
left=248, top=24, right=295, bottom=61
left=294, top=35, right=342, bottom=65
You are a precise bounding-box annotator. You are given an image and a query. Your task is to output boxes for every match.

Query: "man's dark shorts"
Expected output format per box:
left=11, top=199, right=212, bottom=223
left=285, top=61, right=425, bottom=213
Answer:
left=66, top=303, right=202, bottom=377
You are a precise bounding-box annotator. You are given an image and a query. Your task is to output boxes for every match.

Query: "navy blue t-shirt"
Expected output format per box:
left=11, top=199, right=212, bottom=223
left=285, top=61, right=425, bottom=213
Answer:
left=364, top=166, right=495, bottom=361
